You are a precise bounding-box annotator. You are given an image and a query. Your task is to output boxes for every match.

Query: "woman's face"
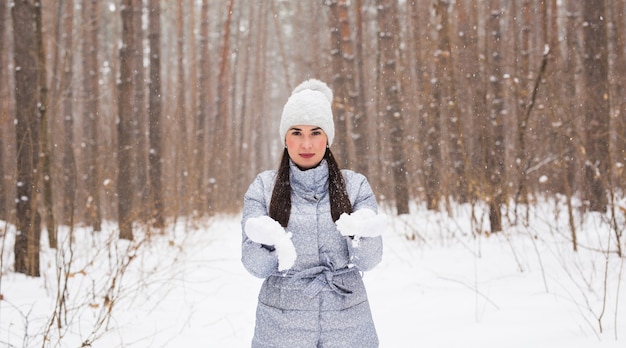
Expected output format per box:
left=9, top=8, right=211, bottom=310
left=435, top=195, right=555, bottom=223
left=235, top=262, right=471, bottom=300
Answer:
left=285, top=125, right=328, bottom=169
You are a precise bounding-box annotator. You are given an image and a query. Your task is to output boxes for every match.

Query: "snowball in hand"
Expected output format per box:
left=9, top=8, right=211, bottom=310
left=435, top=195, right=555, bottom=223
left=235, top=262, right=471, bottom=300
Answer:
left=245, top=215, right=297, bottom=271
left=335, top=208, right=388, bottom=238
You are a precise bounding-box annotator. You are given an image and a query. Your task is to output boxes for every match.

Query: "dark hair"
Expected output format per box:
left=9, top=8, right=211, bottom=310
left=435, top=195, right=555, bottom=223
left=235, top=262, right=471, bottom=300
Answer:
left=269, top=148, right=353, bottom=227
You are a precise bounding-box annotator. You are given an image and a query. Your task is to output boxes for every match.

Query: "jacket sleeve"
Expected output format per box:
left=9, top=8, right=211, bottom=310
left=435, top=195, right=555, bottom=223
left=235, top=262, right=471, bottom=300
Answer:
left=241, top=173, right=279, bottom=278
left=344, top=172, right=383, bottom=272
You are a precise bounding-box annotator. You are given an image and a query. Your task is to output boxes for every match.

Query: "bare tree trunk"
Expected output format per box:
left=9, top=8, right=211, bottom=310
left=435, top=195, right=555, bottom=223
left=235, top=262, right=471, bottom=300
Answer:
left=563, top=1, right=580, bottom=195
left=353, top=0, right=369, bottom=177
left=117, top=0, right=136, bottom=240
left=0, top=0, right=6, bottom=221
left=609, top=0, right=626, bottom=188
left=60, top=0, right=76, bottom=231
left=464, top=0, right=489, bottom=203
left=0, top=0, right=5, bottom=82
left=456, top=0, right=482, bottom=203
left=339, top=0, right=358, bottom=169
left=561, top=0, right=581, bottom=251
left=195, top=0, right=210, bottom=212
left=175, top=0, right=189, bottom=216
left=545, top=0, right=562, bottom=195
left=0, top=134, right=4, bottom=221
left=409, top=0, right=441, bottom=210
left=237, top=1, right=254, bottom=196
left=435, top=0, right=469, bottom=204
left=148, top=0, right=165, bottom=229
left=230, top=5, right=244, bottom=202
left=12, top=0, right=41, bottom=276
left=377, top=0, right=409, bottom=215
left=486, top=0, right=505, bottom=232
left=187, top=0, right=203, bottom=216
left=582, top=0, right=610, bottom=213
left=252, top=1, right=268, bottom=177
left=510, top=0, right=552, bottom=224
left=512, top=0, right=532, bottom=206
left=211, top=0, right=235, bottom=211
left=82, top=0, right=102, bottom=231
left=36, top=0, right=57, bottom=248
left=133, top=0, right=149, bottom=222
left=328, top=0, right=354, bottom=168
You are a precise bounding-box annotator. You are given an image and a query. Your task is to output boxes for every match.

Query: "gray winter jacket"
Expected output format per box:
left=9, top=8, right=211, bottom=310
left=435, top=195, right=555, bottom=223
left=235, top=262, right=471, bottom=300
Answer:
left=241, top=160, right=382, bottom=348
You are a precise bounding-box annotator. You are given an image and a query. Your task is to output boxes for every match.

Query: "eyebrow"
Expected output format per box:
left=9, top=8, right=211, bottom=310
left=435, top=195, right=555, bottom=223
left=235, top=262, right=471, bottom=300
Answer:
left=289, top=127, right=322, bottom=131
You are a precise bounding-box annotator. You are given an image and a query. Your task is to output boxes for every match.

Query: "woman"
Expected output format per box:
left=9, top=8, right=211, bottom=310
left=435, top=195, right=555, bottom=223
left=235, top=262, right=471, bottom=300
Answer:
left=241, top=79, right=386, bottom=347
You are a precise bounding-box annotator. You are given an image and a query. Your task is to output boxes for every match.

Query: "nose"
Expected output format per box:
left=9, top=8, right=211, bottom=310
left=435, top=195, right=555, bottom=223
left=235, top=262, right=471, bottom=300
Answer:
left=301, top=136, right=313, bottom=149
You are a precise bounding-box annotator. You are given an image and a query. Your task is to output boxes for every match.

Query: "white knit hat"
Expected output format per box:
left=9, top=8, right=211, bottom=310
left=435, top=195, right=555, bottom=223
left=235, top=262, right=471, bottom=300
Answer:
left=279, top=79, right=335, bottom=147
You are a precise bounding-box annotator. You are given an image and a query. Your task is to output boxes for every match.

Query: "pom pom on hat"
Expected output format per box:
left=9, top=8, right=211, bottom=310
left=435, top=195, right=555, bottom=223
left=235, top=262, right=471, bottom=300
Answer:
left=279, top=79, right=335, bottom=147
left=292, top=79, right=333, bottom=104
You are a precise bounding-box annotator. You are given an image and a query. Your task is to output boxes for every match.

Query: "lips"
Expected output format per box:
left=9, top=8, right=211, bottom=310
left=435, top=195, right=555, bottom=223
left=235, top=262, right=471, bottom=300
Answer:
left=300, top=153, right=315, bottom=159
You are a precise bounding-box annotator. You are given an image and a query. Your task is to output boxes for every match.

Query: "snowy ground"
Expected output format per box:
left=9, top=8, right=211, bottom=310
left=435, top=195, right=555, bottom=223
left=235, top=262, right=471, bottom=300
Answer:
left=1, top=199, right=625, bottom=347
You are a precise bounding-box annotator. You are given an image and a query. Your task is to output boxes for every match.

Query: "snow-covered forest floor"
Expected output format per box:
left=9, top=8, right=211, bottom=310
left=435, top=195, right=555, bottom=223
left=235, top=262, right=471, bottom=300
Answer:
left=1, top=197, right=625, bottom=347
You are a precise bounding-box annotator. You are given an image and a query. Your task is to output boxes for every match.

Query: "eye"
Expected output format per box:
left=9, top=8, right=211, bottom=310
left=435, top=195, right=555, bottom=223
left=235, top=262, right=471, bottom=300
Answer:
left=290, top=130, right=302, bottom=136
left=312, top=130, right=322, bottom=136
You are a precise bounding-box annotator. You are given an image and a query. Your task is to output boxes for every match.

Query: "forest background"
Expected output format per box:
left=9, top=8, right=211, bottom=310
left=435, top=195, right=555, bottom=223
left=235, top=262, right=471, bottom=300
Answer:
left=0, top=0, right=625, bottom=277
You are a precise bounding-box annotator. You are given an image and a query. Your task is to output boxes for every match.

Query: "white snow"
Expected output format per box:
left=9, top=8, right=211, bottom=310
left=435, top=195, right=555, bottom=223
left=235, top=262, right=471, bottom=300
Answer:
left=1, top=198, right=625, bottom=347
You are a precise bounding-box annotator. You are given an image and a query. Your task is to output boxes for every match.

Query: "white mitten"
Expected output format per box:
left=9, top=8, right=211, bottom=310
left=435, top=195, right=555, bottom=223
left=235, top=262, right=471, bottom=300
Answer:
left=245, top=215, right=297, bottom=271
left=336, top=208, right=388, bottom=238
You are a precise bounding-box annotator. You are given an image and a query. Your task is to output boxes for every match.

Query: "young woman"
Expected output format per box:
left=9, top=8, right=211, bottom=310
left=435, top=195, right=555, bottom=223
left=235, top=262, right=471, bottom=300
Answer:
left=241, top=79, right=386, bottom=347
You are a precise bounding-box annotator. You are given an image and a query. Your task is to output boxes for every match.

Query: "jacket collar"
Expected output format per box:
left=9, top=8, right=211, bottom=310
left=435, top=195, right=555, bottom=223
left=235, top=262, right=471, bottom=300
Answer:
left=289, top=159, right=329, bottom=196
